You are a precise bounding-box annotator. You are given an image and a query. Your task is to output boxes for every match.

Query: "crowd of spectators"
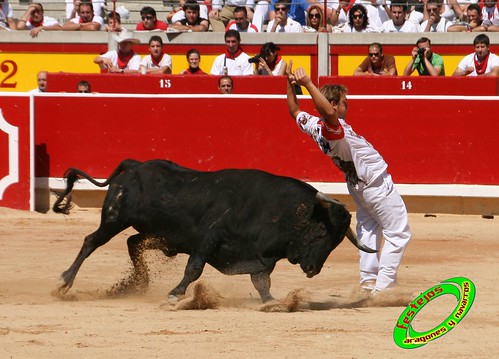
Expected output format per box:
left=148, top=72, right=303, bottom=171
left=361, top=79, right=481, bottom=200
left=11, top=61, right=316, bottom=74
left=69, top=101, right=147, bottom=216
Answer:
left=3, top=0, right=499, bottom=34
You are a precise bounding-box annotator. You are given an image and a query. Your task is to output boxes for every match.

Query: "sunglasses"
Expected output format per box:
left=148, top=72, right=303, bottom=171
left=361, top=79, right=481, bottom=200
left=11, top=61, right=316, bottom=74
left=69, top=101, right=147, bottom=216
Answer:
left=426, top=8, right=438, bottom=13
left=368, top=52, right=380, bottom=57
left=141, top=15, right=154, bottom=20
left=309, top=13, right=320, bottom=18
left=352, top=14, right=364, bottom=19
left=78, top=90, right=90, bottom=93
left=275, top=7, right=287, bottom=11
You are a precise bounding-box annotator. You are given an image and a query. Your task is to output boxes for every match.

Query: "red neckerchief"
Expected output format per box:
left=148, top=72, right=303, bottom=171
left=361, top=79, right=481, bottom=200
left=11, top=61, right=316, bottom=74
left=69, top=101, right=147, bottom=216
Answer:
left=225, top=47, right=243, bottom=60
left=117, top=50, right=134, bottom=69
left=29, top=17, right=43, bottom=27
left=474, top=53, right=489, bottom=75
left=79, top=16, right=93, bottom=24
left=151, top=53, right=164, bottom=67
left=268, top=54, right=282, bottom=71
left=343, top=0, right=354, bottom=13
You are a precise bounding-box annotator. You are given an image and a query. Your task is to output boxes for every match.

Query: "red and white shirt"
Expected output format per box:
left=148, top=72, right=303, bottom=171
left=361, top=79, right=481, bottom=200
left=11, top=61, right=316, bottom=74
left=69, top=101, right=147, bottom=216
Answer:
left=225, top=20, right=259, bottom=32
left=296, top=111, right=387, bottom=187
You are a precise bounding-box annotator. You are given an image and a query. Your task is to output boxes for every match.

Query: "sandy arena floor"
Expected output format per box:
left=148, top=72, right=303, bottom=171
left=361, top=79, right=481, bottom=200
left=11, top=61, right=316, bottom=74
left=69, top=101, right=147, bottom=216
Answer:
left=0, top=206, right=497, bottom=358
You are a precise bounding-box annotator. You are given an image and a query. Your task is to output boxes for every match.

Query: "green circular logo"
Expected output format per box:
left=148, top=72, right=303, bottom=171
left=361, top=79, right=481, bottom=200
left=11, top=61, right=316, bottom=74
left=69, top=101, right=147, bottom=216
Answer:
left=393, top=277, right=476, bottom=349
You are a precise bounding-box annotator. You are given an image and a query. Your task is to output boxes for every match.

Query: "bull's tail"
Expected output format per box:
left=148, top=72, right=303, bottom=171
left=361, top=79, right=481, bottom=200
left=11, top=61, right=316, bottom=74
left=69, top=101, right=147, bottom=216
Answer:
left=52, top=159, right=140, bottom=215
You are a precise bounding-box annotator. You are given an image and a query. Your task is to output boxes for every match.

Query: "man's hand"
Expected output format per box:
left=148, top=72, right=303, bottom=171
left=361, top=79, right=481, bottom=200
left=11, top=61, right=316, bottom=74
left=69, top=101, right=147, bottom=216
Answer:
left=286, top=60, right=296, bottom=85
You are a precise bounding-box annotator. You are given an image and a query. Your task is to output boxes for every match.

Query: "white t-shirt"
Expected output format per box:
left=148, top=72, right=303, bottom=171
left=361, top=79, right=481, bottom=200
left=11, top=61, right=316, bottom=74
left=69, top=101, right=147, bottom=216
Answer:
left=140, top=53, right=173, bottom=70
left=482, top=6, right=499, bottom=26
left=26, top=16, right=59, bottom=29
left=266, top=17, right=303, bottom=32
left=382, top=19, right=419, bottom=33
left=68, top=15, right=104, bottom=29
left=99, top=50, right=142, bottom=71
left=66, top=0, right=105, bottom=19
left=226, top=20, right=259, bottom=32
left=296, top=112, right=388, bottom=188
left=457, top=52, right=499, bottom=76
left=210, top=52, right=254, bottom=75
left=420, top=18, right=451, bottom=32
left=0, top=2, right=13, bottom=28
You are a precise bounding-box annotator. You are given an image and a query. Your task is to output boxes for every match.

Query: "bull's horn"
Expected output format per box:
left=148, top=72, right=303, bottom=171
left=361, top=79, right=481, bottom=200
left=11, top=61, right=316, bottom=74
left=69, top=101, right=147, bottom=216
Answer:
left=316, top=192, right=346, bottom=208
left=346, top=227, right=378, bottom=253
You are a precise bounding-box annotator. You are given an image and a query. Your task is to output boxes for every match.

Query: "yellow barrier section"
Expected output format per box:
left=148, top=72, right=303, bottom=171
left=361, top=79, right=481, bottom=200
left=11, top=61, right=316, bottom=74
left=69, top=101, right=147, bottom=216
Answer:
left=1, top=53, right=311, bottom=93
left=339, top=55, right=466, bottom=77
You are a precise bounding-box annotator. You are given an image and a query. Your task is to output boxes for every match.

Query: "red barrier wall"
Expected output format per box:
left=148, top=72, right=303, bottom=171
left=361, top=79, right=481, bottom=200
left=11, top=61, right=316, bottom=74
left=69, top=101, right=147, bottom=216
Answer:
left=47, top=73, right=287, bottom=94
left=320, top=76, right=499, bottom=96
left=0, top=95, right=33, bottom=210
left=34, top=94, right=499, bottom=185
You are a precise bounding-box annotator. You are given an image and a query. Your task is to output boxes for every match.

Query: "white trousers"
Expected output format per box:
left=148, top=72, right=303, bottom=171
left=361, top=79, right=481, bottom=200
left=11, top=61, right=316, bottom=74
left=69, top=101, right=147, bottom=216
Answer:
left=348, top=172, right=411, bottom=291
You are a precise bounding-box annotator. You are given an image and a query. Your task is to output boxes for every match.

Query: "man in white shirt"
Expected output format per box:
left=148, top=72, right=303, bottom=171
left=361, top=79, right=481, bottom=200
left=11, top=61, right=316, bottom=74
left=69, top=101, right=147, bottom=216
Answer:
left=452, top=34, right=499, bottom=76
left=16, top=3, right=61, bottom=38
left=62, top=2, right=104, bottom=31
left=420, top=0, right=451, bottom=32
left=209, top=0, right=254, bottom=32
left=267, top=0, right=302, bottom=32
left=382, top=4, right=419, bottom=32
left=225, top=6, right=259, bottom=32
left=29, top=71, right=48, bottom=93
left=210, top=30, right=253, bottom=76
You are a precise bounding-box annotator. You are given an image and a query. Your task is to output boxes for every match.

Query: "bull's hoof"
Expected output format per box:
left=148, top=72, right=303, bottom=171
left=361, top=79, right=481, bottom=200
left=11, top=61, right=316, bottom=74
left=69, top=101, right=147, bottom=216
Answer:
left=168, top=294, right=180, bottom=303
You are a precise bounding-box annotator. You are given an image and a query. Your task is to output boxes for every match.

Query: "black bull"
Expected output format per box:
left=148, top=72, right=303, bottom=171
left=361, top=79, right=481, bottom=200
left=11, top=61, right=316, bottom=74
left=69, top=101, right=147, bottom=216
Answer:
left=53, top=159, right=375, bottom=302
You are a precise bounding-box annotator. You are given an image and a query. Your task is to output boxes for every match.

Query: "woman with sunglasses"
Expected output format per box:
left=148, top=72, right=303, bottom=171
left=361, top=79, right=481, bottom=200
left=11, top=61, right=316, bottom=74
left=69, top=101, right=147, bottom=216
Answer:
left=340, top=4, right=380, bottom=33
left=304, top=4, right=332, bottom=32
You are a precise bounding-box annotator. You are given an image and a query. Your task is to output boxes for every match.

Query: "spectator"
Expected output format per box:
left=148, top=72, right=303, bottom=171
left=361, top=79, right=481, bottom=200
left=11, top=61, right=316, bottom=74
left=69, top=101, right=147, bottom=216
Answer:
left=104, top=11, right=122, bottom=32
left=171, top=0, right=209, bottom=32
left=77, top=80, right=91, bottom=93
left=381, top=3, right=419, bottom=32
left=452, top=34, right=499, bottom=76
left=0, top=0, right=16, bottom=30
left=136, top=6, right=168, bottom=31
left=267, top=0, right=303, bottom=32
left=139, top=36, right=172, bottom=74
left=422, top=0, right=463, bottom=23
left=346, top=0, right=390, bottom=29
left=210, top=29, right=253, bottom=76
left=329, top=0, right=354, bottom=27
left=62, top=2, right=104, bottom=31
left=65, top=0, right=105, bottom=20
left=218, top=75, right=233, bottom=94
left=94, top=30, right=141, bottom=73
left=180, top=48, right=207, bottom=75
left=16, top=3, right=61, bottom=38
left=225, top=6, right=259, bottom=32
left=340, top=3, right=381, bottom=32
left=169, top=0, right=210, bottom=24
left=353, top=42, right=398, bottom=76
left=304, top=4, right=332, bottom=33
left=403, top=37, right=445, bottom=76
left=482, top=0, right=499, bottom=32
left=420, top=0, right=452, bottom=32
left=253, top=42, right=286, bottom=75
left=29, top=71, right=47, bottom=93
left=209, top=0, right=254, bottom=32
left=448, top=4, right=489, bottom=32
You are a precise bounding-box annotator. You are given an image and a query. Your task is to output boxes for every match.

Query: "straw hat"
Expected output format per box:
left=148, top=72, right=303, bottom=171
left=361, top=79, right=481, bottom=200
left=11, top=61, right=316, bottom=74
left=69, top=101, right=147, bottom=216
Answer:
left=113, top=30, right=140, bottom=44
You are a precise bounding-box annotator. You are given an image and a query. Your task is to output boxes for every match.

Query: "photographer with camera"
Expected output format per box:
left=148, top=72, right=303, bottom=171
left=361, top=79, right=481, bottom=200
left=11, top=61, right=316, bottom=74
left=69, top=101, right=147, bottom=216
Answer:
left=250, top=42, right=286, bottom=75
left=403, top=37, right=445, bottom=77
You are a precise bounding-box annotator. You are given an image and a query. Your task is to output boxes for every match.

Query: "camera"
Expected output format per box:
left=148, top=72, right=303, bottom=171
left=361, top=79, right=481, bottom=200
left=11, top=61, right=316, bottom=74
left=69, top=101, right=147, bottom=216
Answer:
left=248, top=54, right=262, bottom=64
left=417, top=48, right=426, bottom=56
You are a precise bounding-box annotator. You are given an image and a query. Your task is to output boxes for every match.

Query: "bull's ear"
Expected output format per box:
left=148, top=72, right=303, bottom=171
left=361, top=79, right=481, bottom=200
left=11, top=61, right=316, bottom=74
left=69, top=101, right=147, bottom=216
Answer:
left=316, top=192, right=346, bottom=208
